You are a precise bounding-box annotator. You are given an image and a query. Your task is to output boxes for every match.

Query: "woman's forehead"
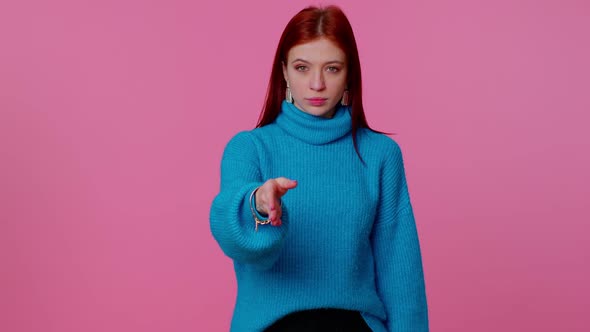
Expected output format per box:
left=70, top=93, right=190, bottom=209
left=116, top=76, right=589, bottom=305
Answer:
left=287, top=38, right=346, bottom=63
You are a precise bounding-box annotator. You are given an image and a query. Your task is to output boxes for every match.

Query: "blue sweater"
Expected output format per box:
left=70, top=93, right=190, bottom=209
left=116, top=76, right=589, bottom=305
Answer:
left=210, top=101, right=428, bottom=332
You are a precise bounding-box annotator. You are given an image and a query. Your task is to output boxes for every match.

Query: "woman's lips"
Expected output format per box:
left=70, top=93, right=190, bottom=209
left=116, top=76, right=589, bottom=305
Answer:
left=307, top=98, right=327, bottom=106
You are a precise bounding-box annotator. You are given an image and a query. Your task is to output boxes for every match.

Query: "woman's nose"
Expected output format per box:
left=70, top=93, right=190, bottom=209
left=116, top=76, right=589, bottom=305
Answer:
left=310, top=70, right=326, bottom=91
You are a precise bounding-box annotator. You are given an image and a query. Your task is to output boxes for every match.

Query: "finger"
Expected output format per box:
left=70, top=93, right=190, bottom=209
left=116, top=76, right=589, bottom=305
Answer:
left=270, top=206, right=278, bottom=221
left=274, top=177, right=298, bottom=190
left=274, top=183, right=297, bottom=199
left=268, top=192, right=278, bottom=223
left=271, top=212, right=281, bottom=226
left=271, top=200, right=283, bottom=226
left=275, top=203, right=282, bottom=220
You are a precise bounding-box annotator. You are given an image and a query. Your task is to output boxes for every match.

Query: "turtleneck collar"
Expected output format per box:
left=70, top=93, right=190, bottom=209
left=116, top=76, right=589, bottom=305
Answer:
left=274, top=100, right=352, bottom=145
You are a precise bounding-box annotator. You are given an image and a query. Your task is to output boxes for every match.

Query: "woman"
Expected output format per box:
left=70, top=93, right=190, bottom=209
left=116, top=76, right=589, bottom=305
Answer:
left=210, top=5, right=428, bottom=332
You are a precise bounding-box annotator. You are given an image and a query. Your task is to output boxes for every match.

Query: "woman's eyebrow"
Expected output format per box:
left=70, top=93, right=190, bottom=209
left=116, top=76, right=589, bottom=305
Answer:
left=291, top=58, right=345, bottom=65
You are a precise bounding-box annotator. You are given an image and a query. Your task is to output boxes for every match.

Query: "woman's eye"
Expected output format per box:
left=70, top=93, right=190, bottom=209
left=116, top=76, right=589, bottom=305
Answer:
left=327, top=66, right=340, bottom=73
left=295, top=65, right=308, bottom=71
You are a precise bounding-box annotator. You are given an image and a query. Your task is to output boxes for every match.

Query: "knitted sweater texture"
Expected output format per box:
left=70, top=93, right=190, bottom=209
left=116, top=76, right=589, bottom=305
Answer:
left=210, top=101, right=428, bottom=332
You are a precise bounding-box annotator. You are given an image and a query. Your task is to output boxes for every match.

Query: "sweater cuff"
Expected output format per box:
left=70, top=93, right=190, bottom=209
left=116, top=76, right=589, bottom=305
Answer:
left=229, top=184, right=289, bottom=269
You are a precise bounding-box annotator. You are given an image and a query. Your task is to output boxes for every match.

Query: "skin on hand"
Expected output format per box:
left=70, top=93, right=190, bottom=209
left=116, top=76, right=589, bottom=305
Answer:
left=255, top=177, right=297, bottom=226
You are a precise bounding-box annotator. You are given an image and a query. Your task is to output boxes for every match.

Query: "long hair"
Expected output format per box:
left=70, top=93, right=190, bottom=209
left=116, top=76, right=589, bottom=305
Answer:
left=256, top=5, right=381, bottom=160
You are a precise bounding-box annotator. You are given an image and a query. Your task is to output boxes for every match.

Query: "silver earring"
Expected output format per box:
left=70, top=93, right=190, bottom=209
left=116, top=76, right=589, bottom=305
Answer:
left=286, top=84, right=293, bottom=103
left=341, top=90, right=349, bottom=106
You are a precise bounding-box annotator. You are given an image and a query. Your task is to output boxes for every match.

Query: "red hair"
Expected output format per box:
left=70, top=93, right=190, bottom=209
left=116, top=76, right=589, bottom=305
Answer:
left=256, top=5, right=381, bottom=160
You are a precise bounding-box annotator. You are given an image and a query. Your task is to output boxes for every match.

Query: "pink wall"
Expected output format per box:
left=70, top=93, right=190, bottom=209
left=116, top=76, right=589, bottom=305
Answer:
left=1, top=0, right=588, bottom=331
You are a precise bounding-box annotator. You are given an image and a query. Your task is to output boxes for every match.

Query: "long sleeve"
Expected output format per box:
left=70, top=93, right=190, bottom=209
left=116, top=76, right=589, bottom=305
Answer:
left=209, top=131, right=289, bottom=270
left=370, top=141, right=429, bottom=331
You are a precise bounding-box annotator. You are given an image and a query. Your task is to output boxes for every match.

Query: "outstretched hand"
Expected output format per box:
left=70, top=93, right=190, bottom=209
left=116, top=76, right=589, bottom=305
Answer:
left=255, top=177, right=297, bottom=226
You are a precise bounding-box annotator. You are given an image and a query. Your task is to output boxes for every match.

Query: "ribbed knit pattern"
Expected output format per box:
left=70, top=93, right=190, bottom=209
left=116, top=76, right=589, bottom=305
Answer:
left=210, top=101, right=429, bottom=332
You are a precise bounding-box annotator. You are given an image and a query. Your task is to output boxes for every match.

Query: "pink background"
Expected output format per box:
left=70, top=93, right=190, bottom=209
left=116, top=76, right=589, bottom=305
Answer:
left=1, top=0, right=589, bottom=331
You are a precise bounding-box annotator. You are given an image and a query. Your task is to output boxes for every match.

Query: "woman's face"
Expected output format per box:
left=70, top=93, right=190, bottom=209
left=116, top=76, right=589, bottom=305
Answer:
left=283, top=37, right=348, bottom=118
